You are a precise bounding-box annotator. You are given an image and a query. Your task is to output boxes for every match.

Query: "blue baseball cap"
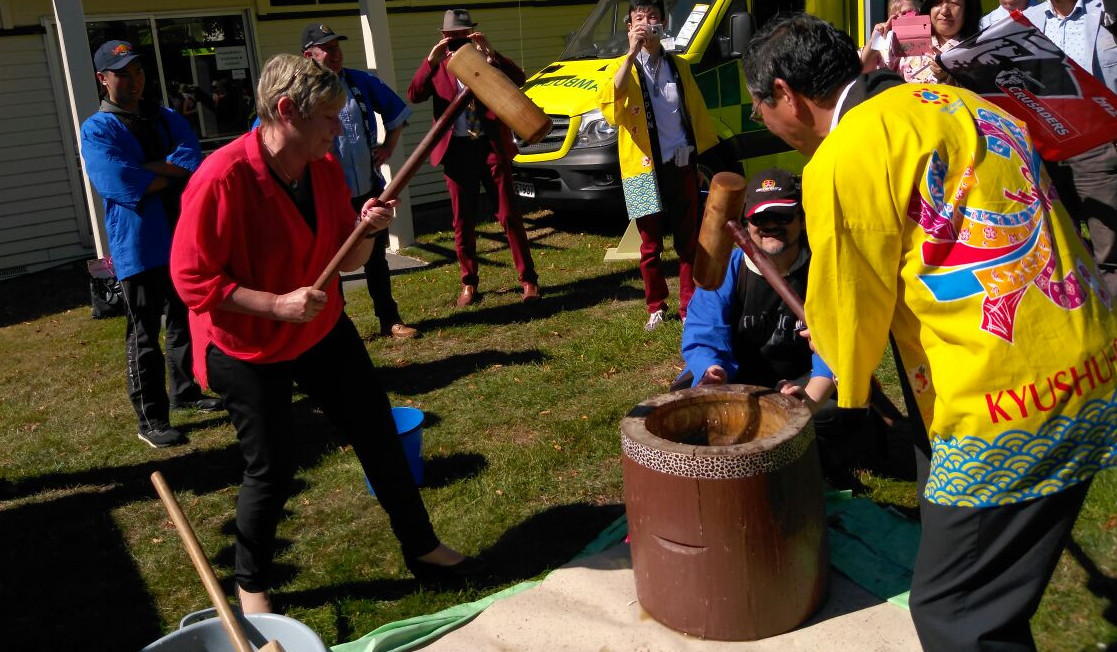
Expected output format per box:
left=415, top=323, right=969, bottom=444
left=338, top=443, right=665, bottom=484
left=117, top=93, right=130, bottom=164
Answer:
left=93, top=40, right=140, bottom=72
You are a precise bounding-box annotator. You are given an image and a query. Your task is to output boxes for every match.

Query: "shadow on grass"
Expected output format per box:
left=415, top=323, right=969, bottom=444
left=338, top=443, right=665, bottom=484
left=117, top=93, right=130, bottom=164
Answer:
left=478, top=502, right=626, bottom=585
left=0, top=397, right=377, bottom=651
left=270, top=501, right=626, bottom=640
left=1066, top=538, right=1117, bottom=638
left=384, top=349, right=548, bottom=396
left=407, top=266, right=651, bottom=335
left=0, top=261, right=91, bottom=328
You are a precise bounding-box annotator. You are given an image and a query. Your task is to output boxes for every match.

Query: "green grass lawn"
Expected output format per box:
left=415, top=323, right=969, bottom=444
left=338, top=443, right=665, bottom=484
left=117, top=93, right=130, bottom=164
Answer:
left=0, top=209, right=1114, bottom=651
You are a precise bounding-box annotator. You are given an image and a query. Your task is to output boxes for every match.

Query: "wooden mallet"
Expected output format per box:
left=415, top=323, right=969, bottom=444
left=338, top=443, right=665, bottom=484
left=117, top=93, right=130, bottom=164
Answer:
left=151, top=471, right=286, bottom=652
left=694, top=172, right=748, bottom=290
left=311, top=45, right=551, bottom=291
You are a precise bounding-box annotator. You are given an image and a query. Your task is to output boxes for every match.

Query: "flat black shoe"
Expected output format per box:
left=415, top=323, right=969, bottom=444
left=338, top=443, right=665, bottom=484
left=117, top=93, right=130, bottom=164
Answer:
left=404, top=555, right=489, bottom=587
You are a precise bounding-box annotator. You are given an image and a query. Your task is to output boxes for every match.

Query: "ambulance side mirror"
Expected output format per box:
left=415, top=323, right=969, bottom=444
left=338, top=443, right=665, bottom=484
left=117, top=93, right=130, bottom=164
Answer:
left=721, top=12, right=755, bottom=58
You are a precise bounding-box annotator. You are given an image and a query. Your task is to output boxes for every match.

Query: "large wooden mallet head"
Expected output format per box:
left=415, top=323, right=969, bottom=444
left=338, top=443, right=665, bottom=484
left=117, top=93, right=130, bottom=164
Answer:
left=447, top=45, right=552, bottom=145
left=694, top=172, right=748, bottom=290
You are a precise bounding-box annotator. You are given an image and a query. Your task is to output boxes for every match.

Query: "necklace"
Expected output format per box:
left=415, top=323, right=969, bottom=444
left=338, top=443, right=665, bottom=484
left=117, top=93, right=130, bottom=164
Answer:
left=263, top=139, right=301, bottom=192
left=645, top=51, right=663, bottom=96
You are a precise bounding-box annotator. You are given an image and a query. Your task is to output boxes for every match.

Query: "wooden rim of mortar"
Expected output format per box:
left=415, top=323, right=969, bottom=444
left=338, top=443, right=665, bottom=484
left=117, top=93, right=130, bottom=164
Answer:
left=620, top=384, right=813, bottom=479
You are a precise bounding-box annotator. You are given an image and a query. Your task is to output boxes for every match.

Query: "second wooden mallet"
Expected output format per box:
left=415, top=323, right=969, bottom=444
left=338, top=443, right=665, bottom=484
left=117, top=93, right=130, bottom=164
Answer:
left=312, top=46, right=552, bottom=291
left=694, top=171, right=748, bottom=290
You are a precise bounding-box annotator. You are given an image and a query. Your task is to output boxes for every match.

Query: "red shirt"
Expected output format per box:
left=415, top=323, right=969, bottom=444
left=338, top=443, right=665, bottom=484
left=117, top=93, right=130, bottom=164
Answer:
left=171, top=129, right=355, bottom=387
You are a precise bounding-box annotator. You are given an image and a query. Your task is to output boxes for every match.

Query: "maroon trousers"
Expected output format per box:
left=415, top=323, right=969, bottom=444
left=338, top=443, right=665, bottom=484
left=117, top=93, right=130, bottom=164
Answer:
left=442, top=136, right=537, bottom=288
left=635, top=161, right=700, bottom=319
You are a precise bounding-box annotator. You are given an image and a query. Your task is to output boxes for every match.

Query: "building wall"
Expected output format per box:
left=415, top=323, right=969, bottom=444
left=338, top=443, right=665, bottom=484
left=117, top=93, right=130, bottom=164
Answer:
left=0, top=30, right=91, bottom=279
left=0, top=0, right=593, bottom=277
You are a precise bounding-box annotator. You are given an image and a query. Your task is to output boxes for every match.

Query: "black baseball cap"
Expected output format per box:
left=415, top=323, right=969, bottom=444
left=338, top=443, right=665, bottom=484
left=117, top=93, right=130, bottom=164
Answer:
left=93, top=40, right=140, bottom=72
left=744, top=168, right=801, bottom=220
left=302, top=23, right=348, bottom=51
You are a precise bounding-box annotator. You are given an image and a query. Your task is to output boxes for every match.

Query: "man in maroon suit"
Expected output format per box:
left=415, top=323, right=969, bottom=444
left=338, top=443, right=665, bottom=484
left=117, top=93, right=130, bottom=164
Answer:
left=409, top=8, right=540, bottom=307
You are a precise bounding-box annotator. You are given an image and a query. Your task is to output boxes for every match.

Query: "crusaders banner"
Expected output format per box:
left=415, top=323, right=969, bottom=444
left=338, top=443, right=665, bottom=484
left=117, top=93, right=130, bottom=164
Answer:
left=938, top=11, right=1117, bottom=161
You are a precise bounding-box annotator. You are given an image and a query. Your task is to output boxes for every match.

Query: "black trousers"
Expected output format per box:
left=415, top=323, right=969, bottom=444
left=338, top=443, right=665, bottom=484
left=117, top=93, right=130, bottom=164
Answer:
left=205, top=313, right=439, bottom=592
left=908, top=444, right=1092, bottom=651
left=352, top=193, right=402, bottom=331
left=119, top=265, right=200, bottom=431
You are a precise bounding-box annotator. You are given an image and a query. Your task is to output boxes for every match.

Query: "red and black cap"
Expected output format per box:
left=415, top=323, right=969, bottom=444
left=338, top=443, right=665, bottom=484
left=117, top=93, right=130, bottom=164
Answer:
left=744, top=168, right=802, bottom=220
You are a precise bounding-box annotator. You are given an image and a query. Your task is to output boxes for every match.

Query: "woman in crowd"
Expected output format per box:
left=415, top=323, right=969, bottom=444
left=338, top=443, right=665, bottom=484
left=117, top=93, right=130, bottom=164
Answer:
left=860, top=0, right=921, bottom=71
left=170, top=54, right=477, bottom=614
left=865, top=0, right=981, bottom=83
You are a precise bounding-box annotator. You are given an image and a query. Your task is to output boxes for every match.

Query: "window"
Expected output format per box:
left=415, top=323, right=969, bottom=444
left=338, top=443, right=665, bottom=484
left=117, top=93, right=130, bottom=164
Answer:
left=86, top=12, right=257, bottom=149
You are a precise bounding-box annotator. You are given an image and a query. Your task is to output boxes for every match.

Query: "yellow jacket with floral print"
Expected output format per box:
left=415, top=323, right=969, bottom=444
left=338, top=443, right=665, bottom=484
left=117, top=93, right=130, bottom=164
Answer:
left=598, top=53, right=717, bottom=219
left=804, top=82, right=1117, bottom=507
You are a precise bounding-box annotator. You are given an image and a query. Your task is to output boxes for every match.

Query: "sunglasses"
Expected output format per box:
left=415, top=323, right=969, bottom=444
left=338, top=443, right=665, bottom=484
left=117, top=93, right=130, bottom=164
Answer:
left=746, top=210, right=797, bottom=227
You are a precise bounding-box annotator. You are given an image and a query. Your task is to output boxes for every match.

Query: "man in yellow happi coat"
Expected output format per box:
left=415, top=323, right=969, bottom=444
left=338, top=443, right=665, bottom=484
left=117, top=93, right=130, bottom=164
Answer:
left=598, top=0, right=718, bottom=331
left=744, top=13, right=1117, bottom=651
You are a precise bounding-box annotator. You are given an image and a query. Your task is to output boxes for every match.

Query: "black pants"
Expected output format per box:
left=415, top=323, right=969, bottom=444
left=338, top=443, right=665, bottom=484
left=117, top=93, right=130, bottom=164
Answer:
left=119, top=265, right=200, bottom=431
left=205, top=313, right=439, bottom=592
left=352, top=193, right=402, bottom=332
left=909, top=444, right=1092, bottom=651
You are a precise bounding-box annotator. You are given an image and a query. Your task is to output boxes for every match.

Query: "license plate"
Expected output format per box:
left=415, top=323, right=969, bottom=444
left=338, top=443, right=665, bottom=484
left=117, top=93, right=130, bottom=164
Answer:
left=514, top=181, right=535, bottom=199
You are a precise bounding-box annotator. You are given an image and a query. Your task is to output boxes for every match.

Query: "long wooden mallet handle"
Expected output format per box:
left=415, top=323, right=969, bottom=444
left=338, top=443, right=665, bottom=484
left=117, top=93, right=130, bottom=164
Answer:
left=311, top=87, right=474, bottom=291
left=724, top=219, right=906, bottom=426
left=446, top=45, right=552, bottom=145
left=151, top=471, right=259, bottom=652
left=694, top=172, right=748, bottom=289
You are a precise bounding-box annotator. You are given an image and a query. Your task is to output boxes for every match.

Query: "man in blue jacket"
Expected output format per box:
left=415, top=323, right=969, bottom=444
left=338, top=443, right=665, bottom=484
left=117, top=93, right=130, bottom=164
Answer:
left=81, top=40, right=218, bottom=448
left=679, top=168, right=882, bottom=486
left=302, top=23, right=419, bottom=339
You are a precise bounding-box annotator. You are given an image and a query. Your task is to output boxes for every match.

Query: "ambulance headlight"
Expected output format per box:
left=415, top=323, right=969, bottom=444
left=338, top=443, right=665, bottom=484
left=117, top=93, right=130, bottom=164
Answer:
left=573, top=109, right=617, bottom=148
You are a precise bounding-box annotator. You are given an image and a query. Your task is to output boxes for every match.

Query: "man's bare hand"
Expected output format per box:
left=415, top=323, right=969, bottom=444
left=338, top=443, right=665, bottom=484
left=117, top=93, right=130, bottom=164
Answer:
left=428, top=37, right=453, bottom=65
left=470, top=32, right=494, bottom=60
left=697, top=365, right=728, bottom=386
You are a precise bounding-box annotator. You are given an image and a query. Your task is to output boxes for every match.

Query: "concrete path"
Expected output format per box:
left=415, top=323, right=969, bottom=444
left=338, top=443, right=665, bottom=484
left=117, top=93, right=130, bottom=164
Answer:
left=424, top=543, right=921, bottom=651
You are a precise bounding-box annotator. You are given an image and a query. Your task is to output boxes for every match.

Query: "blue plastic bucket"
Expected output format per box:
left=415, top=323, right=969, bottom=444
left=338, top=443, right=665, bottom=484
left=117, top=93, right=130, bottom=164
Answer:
left=366, top=406, right=424, bottom=496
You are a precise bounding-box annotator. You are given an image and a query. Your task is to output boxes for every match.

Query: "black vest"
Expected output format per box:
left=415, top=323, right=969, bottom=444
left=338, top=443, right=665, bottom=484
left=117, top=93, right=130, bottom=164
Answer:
left=728, top=255, right=812, bottom=387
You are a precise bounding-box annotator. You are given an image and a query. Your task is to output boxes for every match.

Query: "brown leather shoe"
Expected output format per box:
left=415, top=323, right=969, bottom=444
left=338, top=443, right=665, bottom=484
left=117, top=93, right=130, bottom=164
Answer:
left=521, top=282, right=540, bottom=302
left=387, top=323, right=419, bottom=339
left=456, top=284, right=477, bottom=308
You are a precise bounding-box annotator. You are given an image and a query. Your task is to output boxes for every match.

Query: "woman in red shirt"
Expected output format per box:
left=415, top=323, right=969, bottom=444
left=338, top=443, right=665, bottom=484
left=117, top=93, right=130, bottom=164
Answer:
left=172, top=54, right=477, bottom=614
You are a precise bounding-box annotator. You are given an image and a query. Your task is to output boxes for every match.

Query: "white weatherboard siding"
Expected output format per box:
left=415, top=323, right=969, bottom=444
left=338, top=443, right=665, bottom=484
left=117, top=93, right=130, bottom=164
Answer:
left=0, top=32, right=92, bottom=278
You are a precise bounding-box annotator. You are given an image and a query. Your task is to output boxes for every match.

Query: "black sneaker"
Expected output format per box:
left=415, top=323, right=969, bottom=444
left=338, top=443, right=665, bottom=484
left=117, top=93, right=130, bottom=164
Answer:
left=171, top=396, right=223, bottom=412
left=138, top=424, right=187, bottom=448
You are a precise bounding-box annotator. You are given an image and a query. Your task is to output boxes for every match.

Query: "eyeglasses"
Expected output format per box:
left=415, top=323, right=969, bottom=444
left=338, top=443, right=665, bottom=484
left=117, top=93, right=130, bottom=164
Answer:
left=749, top=95, right=771, bottom=125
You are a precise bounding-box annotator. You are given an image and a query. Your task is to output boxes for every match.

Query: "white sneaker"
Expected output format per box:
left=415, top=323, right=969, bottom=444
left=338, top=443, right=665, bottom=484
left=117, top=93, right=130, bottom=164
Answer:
left=644, top=310, right=666, bottom=332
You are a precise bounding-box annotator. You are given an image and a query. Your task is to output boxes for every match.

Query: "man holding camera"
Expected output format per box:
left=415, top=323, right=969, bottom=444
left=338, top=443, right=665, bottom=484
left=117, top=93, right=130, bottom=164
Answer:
left=598, top=0, right=717, bottom=331
left=408, top=8, right=539, bottom=308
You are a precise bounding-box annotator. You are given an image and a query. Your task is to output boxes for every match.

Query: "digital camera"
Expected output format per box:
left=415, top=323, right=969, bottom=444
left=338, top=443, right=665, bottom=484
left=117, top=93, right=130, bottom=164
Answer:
left=647, top=24, right=664, bottom=37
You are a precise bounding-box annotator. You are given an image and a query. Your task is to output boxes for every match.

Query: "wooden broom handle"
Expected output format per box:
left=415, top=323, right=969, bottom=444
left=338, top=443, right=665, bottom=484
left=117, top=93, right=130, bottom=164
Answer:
left=151, top=471, right=255, bottom=652
left=311, top=87, right=475, bottom=291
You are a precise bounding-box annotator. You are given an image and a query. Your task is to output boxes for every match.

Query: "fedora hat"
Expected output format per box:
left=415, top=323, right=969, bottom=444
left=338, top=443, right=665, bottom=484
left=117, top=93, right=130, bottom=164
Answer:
left=441, top=9, right=477, bottom=32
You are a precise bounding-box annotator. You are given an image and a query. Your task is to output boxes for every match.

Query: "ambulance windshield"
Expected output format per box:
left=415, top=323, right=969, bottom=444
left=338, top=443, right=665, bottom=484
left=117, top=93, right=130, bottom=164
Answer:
left=559, top=0, right=710, bottom=60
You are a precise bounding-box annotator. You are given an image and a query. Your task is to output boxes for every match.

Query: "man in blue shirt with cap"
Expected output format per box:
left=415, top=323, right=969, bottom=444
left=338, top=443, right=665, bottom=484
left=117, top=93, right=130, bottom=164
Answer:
left=81, top=40, right=220, bottom=448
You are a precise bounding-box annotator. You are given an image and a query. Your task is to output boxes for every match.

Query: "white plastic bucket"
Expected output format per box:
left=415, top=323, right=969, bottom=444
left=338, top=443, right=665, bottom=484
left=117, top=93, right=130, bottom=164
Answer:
left=140, top=608, right=328, bottom=652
